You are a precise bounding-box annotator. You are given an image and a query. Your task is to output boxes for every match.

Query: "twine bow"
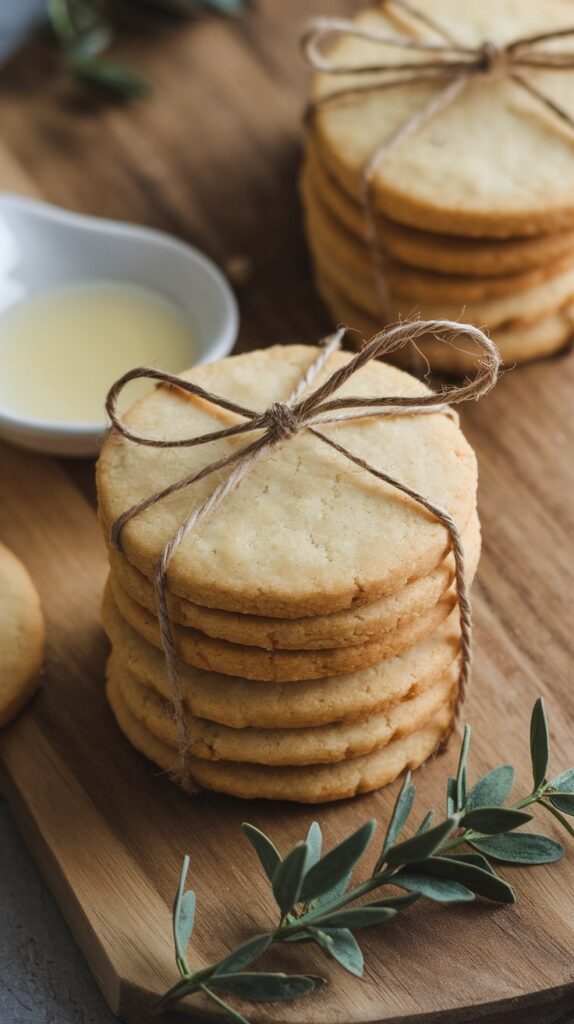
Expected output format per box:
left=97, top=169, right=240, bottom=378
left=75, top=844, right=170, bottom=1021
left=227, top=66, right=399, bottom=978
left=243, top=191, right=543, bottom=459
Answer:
left=302, top=1, right=574, bottom=317
left=106, top=320, right=500, bottom=792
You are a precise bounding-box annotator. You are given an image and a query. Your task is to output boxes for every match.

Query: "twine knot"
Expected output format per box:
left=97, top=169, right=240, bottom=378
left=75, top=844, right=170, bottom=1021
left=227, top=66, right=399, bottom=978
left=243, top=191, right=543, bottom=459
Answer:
left=265, top=401, right=300, bottom=442
left=479, top=40, right=506, bottom=76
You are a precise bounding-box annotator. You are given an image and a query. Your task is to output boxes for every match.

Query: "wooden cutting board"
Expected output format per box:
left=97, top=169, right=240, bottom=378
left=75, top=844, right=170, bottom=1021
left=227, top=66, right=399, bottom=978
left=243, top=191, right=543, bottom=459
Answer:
left=0, top=3, right=574, bottom=1023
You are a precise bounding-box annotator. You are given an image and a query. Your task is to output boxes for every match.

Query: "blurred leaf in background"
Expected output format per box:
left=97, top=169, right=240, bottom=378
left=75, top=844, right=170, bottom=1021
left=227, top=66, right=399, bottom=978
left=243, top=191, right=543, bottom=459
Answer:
left=4, top=0, right=251, bottom=100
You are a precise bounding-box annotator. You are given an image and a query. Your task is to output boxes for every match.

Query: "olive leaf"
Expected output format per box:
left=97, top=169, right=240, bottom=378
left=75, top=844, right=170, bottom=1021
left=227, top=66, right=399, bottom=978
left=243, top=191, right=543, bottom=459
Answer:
left=530, top=698, right=550, bottom=789
left=467, top=765, right=515, bottom=810
left=471, top=833, right=564, bottom=864
left=548, top=793, right=574, bottom=815
left=314, top=906, right=397, bottom=930
left=272, top=842, right=308, bottom=917
left=299, top=820, right=376, bottom=904
left=393, top=872, right=474, bottom=903
left=47, top=0, right=250, bottom=98
left=455, top=725, right=471, bottom=810
left=312, top=928, right=364, bottom=977
left=548, top=768, right=574, bottom=815
left=173, top=855, right=195, bottom=970
left=402, top=856, right=515, bottom=903
left=242, top=823, right=281, bottom=882
left=461, top=807, right=532, bottom=834
left=376, top=772, right=415, bottom=870
left=306, top=822, right=323, bottom=868
left=209, top=972, right=324, bottom=1002
left=415, top=810, right=434, bottom=834
left=446, top=776, right=458, bottom=816
left=385, top=816, right=460, bottom=866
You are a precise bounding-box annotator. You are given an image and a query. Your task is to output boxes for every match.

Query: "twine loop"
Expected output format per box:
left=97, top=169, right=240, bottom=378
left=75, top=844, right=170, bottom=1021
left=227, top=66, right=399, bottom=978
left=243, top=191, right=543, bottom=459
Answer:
left=106, top=320, right=500, bottom=792
left=265, top=401, right=301, bottom=442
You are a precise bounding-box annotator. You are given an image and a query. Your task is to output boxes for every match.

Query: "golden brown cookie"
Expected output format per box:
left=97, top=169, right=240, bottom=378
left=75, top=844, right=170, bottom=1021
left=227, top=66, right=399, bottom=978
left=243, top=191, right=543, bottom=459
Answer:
left=0, top=542, right=45, bottom=727
left=108, top=509, right=480, bottom=649
left=315, top=271, right=574, bottom=372
left=311, top=231, right=574, bottom=331
left=102, top=588, right=461, bottom=729
left=302, top=166, right=574, bottom=302
left=106, top=669, right=452, bottom=802
left=110, top=652, right=457, bottom=766
left=303, top=140, right=574, bottom=277
left=97, top=345, right=477, bottom=616
left=109, top=572, right=462, bottom=682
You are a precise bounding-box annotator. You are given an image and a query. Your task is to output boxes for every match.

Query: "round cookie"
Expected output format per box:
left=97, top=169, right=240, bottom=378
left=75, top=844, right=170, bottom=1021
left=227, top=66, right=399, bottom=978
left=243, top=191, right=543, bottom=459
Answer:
left=102, top=590, right=461, bottom=729
left=97, top=345, right=477, bottom=617
left=311, top=0, right=574, bottom=237
left=311, top=233, right=574, bottom=330
left=303, top=140, right=574, bottom=277
left=106, top=670, right=452, bottom=802
left=109, top=509, right=480, bottom=649
left=110, top=653, right=457, bottom=766
left=109, top=572, right=459, bottom=682
left=0, top=542, right=45, bottom=727
left=315, top=271, right=574, bottom=372
left=302, top=168, right=574, bottom=302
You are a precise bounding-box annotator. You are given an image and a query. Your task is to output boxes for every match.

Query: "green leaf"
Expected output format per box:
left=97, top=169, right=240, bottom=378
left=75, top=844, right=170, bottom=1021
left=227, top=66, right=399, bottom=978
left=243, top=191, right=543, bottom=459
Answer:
left=172, top=856, right=195, bottom=966
left=530, top=698, right=549, bottom=789
left=416, top=810, right=434, bottom=834
left=549, top=793, right=574, bottom=815
left=377, top=772, right=415, bottom=868
left=456, top=725, right=471, bottom=811
left=446, top=777, right=457, bottom=816
left=210, top=972, right=324, bottom=1002
left=447, top=852, right=497, bottom=875
left=369, top=892, right=421, bottom=911
left=548, top=769, right=574, bottom=814
left=306, top=822, right=323, bottom=868
left=72, top=58, right=150, bottom=98
left=213, top=934, right=272, bottom=976
left=467, top=765, right=514, bottom=810
left=68, top=26, right=113, bottom=61
left=272, top=843, right=308, bottom=917
left=471, top=833, right=564, bottom=864
left=549, top=767, right=574, bottom=792
left=314, top=906, right=397, bottom=930
left=300, top=820, right=376, bottom=903
left=313, top=928, right=364, bottom=977
left=393, top=872, right=474, bottom=903
left=385, top=816, right=459, bottom=866
left=461, top=807, right=532, bottom=834
left=242, top=823, right=282, bottom=882
left=408, top=856, right=515, bottom=903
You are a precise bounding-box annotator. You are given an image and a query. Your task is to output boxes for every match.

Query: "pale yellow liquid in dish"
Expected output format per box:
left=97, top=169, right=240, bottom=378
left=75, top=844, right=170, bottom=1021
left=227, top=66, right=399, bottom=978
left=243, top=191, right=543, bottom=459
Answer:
left=0, top=281, right=196, bottom=425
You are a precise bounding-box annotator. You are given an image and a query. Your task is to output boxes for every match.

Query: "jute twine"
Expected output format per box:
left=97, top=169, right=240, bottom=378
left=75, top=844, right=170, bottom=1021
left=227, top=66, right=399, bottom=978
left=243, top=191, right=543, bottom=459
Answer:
left=106, top=321, right=500, bottom=792
left=302, top=0, right=574, bottom=318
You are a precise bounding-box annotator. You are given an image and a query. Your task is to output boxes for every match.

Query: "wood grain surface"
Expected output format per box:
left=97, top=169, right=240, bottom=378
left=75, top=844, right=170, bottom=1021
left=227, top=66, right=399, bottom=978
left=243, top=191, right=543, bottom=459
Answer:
left=0, top=3, right=573, bottom=1023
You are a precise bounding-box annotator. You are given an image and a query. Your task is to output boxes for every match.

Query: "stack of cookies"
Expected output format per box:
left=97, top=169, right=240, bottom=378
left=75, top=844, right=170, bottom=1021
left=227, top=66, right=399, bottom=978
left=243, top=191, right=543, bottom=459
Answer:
left=302, top=0, right=574, bottom=372
left=97, top=344, right=480, bottom=803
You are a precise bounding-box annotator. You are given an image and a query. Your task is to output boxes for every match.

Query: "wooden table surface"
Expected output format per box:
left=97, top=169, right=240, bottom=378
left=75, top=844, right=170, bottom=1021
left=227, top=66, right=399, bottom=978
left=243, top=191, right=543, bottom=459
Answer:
left=1, top=4, right=574, bottom=1024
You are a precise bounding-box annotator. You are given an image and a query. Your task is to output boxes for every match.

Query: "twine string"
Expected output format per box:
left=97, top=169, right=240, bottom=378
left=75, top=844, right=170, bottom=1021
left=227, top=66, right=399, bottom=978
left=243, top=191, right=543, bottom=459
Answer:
left=302, top=1, right=574, bottom=320
left=107, top=320, right=500, bottom=790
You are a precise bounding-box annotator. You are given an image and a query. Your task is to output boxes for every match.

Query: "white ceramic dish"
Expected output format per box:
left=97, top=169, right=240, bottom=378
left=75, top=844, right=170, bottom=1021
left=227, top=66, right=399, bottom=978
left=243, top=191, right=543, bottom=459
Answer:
left=0, top=192, right=239, bottom=457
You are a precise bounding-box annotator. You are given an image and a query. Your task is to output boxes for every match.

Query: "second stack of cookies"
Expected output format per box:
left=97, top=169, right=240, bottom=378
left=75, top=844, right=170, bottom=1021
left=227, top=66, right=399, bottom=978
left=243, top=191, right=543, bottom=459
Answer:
left=301, top=0, right=574, bottom=372
left=97, top=344, right=480, bottom=802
